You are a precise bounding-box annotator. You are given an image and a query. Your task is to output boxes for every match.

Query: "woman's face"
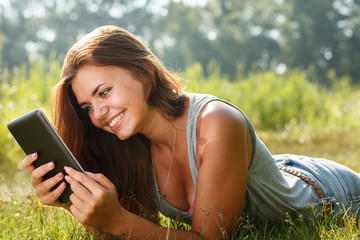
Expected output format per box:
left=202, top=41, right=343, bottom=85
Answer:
left=71, top=65, right=155, bottom=140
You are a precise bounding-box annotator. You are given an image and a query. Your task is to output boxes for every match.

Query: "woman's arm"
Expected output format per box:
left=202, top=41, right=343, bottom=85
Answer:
left=192, top=101, right=252, bottom=236
left=22, top=151, right=196, bottom=238
left=190, top=101, right=251, bottom=238
left=64, top=167, right=203, bottom=239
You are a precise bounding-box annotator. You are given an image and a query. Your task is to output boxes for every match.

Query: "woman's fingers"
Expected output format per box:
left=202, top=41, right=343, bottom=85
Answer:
left=69, top=203, right=83, bottom=223
left=22, top=153, right=67, bottom=206
left=39, top=181, right=67, bottom=206
left=31, top=161, right=55, bottom=186
left=22, top=152, right=38, bottom=173
left=34, top=171, right=64, bottom=197
left=64, top=167, right=117, bottom=207
left=64, top=167, right=121, bottom=229
left=65, top=167, right=115, bottom=192
left=85, top=171, right=116, bottom=192
left=64, top=167, right=104, bottom=194
left=64, top=173, right=93, bottom=202
left=62, top=166, right=127, bottom=233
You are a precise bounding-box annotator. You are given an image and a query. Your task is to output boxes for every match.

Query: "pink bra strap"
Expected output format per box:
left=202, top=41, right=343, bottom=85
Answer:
left=185, top=200, right=195, bottom=213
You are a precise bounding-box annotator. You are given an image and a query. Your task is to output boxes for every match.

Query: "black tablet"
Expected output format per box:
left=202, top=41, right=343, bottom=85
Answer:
left=7, top=109, right=85, bottom=203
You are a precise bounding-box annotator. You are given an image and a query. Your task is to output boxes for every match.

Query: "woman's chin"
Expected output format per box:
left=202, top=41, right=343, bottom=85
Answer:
left=114, top=131, right=133, bottom=141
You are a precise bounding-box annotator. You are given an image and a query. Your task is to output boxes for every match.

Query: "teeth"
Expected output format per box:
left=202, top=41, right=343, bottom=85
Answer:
left=109, top=113, right=124, bottom=128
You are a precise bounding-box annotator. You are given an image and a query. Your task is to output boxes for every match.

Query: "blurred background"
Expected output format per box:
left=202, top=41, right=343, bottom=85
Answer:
left=1, top=0, right=359, bottom=84
left=1, top=0, right=360, bottom=199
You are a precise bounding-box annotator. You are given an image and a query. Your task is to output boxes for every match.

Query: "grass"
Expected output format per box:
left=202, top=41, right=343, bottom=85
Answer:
left=0, top=170, right=91, bottom=239
left=260, top=129, right=360, bottom=172
left=0, top=199, right=91, bottom=239
left=1, top=59, right=360, bottom=239
left=1, top=129, right=359, bottom=239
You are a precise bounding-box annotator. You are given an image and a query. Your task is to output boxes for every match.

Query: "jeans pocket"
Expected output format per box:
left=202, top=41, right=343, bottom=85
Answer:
left=346, top=173, right=360, bottom=202
left=314, top=158, right=360, bottom=204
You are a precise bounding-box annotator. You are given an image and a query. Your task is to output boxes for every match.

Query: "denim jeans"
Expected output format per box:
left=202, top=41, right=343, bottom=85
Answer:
left=274, top=154, right=360, bottom=217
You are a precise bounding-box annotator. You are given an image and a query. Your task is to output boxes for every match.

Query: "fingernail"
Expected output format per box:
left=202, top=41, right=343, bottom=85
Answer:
left=65, top=175, right=70, bottom=182
left=64, top=166, right=71, bottom=173
left=60, top=182, right=66, bottom=188
left=48, top=162, right=54, bottom=168
left=31, top=153, right=37, bottom=158
left=57, top=172, right=63, bottom=179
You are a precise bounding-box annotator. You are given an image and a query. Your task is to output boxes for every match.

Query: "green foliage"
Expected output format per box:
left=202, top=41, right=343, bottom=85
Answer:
left=233, top=212, right=360, bottom=239
left=2, top=58, right=359, bottom=167
left=0, top=194, right=91, bottom=239
left=183, top=62, right=360, bottom=133
left=1, top=189, right=359, bottom=239
left=1, top=0, right=360, bottom=84
left=0, top=54, right=61, bottom=169
left=0, top=58, right=360, bottom=238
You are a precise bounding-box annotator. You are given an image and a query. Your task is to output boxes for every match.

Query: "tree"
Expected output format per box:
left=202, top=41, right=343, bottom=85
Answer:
left=1, top=0, right=360, bottom=84
left=151, top=1, right=212, bottom=72
left=0, top=0, right=38, bottom=67
left=204, top=0, right=281, bottom=76
left=0, top=0, right=161, bottom=69
left=275, top=0, right=360, bottom=84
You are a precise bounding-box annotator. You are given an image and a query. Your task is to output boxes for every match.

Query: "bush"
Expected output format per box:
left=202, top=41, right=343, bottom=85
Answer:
left=1, top=59, right=359, bottom=167
left=0, top=54, right=61, bottom=168
left=183, top=62, right=360, bottom=132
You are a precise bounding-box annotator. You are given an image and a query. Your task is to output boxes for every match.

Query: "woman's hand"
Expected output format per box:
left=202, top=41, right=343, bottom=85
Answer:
left=64, top=166, right=124, bottom=234
left=22, top=152, right=67, bottom=207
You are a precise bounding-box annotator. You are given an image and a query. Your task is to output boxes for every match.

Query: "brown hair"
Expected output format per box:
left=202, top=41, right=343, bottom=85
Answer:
left=52, top=25, right=187, bottom=215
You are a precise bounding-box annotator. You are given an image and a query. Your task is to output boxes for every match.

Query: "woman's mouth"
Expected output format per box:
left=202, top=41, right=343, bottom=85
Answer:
left=108, top=112, right=125, bottom=130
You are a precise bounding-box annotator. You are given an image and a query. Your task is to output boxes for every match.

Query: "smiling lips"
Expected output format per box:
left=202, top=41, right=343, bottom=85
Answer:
left=109, top=112, right=124, bottom=128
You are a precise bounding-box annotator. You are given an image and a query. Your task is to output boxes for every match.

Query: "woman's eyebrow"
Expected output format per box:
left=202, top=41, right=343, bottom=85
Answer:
left=79, top=83, right=106, bottom=107
left=91, top=83, right=106, bottom=96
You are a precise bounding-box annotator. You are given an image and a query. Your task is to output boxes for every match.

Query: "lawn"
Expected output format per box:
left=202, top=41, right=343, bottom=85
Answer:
left=1, top=60, right=360, bottom=239
left=1, top=129, right=359, bottom=239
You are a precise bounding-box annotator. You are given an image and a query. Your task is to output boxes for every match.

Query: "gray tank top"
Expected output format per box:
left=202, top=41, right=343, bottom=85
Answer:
left=151, top=93, right=319, bottom=224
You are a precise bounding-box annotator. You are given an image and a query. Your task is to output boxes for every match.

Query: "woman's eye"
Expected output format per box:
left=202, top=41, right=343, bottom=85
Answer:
left=84, top=104, right=93, bottom=113
left=99, top=88, right=111, bottom=97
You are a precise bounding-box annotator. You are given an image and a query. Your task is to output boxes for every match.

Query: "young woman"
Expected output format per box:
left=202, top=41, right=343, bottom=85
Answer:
left=22, top=25, right=360, bottom=239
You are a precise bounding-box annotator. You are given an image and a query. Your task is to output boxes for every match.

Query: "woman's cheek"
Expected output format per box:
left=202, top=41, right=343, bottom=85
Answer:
left=90, top=117, right=103, bottom=129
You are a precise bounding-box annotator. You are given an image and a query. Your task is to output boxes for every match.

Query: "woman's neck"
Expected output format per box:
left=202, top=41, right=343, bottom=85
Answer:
left=145, top=113, right=178, bottom=151
left=142, top=97, right=189, bottom=153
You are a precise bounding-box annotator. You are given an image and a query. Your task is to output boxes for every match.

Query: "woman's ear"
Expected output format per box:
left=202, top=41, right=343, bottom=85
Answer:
left=142, top=60, right=155, bottom=76
left=139, top=60, right=156, bottom=101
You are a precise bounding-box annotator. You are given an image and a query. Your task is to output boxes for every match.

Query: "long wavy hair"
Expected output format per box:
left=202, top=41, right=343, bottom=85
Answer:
left=51, top=25, right=187, bottom=215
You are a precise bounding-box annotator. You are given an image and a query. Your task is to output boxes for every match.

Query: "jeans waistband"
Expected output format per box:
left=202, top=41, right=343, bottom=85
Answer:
left=279, top=165, right=331, bottom=215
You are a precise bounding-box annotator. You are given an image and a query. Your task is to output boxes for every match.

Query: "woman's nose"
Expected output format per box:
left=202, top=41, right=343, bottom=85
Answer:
left=94, top=104, right=109, bottom=120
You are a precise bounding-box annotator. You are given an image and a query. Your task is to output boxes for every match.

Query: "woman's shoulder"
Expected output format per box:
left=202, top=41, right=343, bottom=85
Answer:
left=195, top=97, right=253, bottom=171
left=187, top=93, right=251, bottom=150
left=198, top=100, right=248, bottom=130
